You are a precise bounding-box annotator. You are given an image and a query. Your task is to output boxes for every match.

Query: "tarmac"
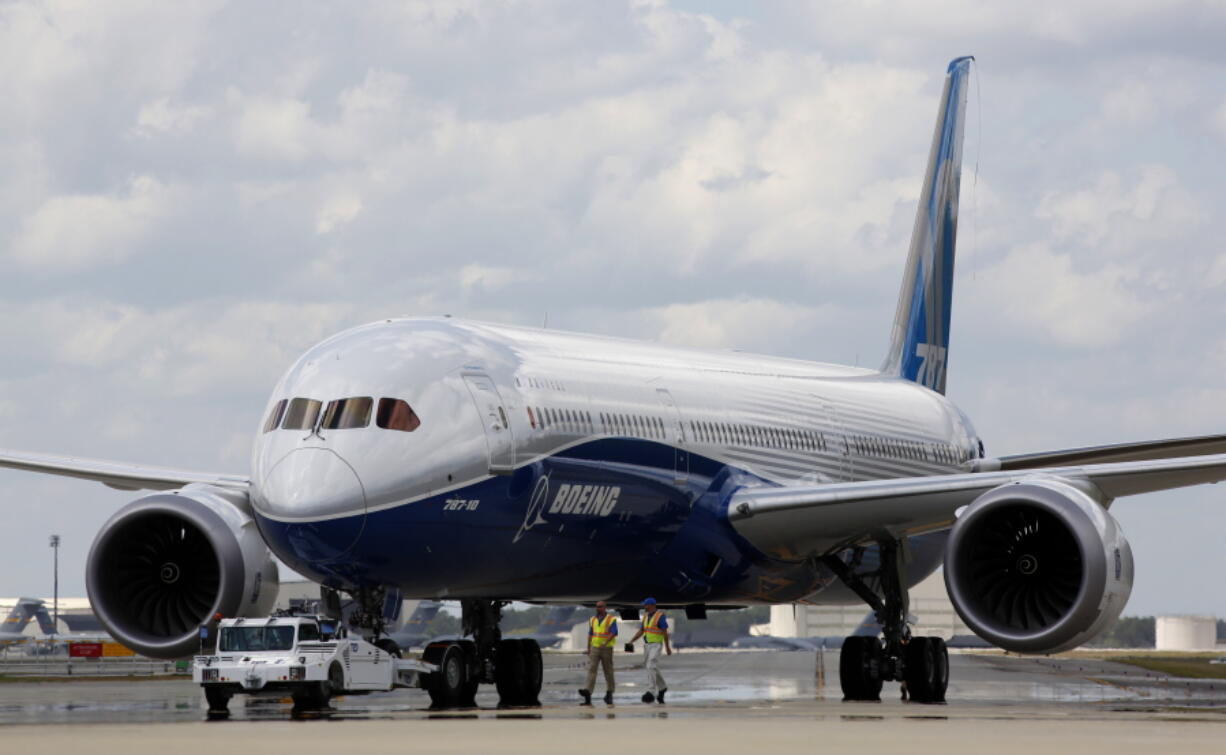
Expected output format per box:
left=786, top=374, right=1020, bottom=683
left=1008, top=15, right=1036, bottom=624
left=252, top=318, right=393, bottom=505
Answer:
left=2, top=649, right=1224, bottom=753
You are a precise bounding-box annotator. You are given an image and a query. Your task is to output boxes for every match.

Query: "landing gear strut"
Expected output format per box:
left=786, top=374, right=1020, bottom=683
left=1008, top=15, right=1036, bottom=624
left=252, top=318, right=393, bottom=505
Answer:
left=423, top=599, right=542, bottom=709
left=823, top=539, right=948, bottom=704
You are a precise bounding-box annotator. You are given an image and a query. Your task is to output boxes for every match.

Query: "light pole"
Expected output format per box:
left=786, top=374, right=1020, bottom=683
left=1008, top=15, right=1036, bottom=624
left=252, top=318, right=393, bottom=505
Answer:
left=49, top=535, right=59, bottom=639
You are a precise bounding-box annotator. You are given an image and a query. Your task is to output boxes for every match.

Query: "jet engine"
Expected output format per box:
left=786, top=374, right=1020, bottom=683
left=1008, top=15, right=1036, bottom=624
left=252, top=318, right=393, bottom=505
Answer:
left=943, top=479, right=1133, bottom=654
left=86, top=484, right=279, bottom=658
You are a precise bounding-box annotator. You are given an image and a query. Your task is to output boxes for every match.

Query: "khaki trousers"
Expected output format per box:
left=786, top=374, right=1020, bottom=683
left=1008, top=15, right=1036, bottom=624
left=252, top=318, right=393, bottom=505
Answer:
left=584, top=645, right=615, bottom=692
left=644, top=641, right=667, bottom=693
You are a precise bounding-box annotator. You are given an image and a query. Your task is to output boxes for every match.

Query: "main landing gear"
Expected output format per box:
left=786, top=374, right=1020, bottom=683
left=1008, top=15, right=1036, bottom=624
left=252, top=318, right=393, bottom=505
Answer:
left=823, top=539, right=948, bottom=704
left=422, top=599, right=543, bottom=709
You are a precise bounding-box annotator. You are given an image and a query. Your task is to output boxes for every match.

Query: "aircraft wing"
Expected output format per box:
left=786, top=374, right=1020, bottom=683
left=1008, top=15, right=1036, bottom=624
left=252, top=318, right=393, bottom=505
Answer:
left=0, top=447, right=249, bottom=492
left=727, top=453, right=1226, bottom=560
left=992, top=433, right=1226, bottom=470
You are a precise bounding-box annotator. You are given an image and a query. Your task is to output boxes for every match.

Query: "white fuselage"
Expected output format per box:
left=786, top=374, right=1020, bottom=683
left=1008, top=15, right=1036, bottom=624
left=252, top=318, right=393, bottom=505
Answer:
left=248, top=317, right=980, bottom=604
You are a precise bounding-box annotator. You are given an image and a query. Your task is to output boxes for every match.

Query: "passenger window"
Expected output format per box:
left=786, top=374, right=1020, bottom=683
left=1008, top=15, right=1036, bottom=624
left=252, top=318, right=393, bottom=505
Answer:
left=262, top=399, right=287, bottom=433
left=376, top=398, right=421, bottom=432
left=323, top=397, right=373, bottom=429
left=282, top=398, right=322, bottom=430
left=297, top=622, right=320, bottom=642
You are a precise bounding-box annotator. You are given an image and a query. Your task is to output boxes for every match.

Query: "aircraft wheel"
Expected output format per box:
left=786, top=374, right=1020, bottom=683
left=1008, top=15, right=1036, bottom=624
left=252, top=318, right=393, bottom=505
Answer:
left=457, top=640, right=480, bottom=707
left=905, top=637, right=948, bottom=703
left=839, top=636, right=883, bottom=701
left=495, top=638, right=528, bottom=706
left=203, top=686, right=232, bottom=714
left=376, top=638, right=402, bottom=658
left=424, top=641, right=467, bottom=709
left=519, top=639, right=543, bottom=706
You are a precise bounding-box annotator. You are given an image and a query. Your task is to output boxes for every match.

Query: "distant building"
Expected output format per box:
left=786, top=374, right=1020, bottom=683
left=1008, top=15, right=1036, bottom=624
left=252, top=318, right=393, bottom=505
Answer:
left=765, top=569, right=972, bottom=640
left=1155, top=615, right=1217, bottom=651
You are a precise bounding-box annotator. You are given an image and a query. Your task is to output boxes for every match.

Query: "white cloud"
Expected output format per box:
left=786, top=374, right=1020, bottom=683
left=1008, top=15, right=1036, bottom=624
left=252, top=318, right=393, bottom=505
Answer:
left=315, top=194, right=363, bottom=235
left=232, top=95, right=321, bottom=163
left=1099, top=80, right=1156, bottom=124
left=132, top=98, right=212, bottom=137
left=1212, top=101, right=1226, bottom=140
left=459, top=264, right=521, bottom=294
left=8, top=176, right=175, bottom=272
left=639, top=297, right=840, bottom=352
left=971, top=244, right=1152, bottom=348
left=1035, top=165, right=1206, bottom=255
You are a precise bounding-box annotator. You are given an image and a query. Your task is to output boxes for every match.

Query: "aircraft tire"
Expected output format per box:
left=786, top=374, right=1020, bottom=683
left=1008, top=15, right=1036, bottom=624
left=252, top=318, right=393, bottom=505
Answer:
left=375, top=638, right=402, bottom=658
left=457, top=639, right=480, bottom=707
left=904, top=637, right=948, bottom=703
left=839, top=636, right=883, bottom=701
left=495, top=638, right=528, bottom=706
left=424, top=642, right=467, bottom=709
left=519, top=639, right=543, bottom=706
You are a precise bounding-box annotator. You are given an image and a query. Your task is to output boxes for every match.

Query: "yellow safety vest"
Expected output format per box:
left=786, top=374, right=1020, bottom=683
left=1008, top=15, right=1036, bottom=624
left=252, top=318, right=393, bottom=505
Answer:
left=589, top=614, right=617, bottom=648
left=642, top=610, right=666, bottom=643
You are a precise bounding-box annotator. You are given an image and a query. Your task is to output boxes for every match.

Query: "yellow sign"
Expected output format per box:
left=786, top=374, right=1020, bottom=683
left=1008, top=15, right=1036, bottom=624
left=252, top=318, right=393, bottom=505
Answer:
left=101, top=642, right=136, bottom=657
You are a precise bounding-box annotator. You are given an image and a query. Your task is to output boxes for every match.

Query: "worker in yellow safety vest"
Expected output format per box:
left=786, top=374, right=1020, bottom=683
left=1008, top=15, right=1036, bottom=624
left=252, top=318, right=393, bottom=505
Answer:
left=579, top=601, right=618, bottom=705
left=628, top=597, right=672, bottom=703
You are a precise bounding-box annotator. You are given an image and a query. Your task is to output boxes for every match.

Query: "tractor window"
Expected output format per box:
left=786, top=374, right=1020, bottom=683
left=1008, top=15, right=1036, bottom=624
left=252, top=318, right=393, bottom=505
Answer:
left=297, top=622, right=320, bottom=642
left=219, top=625, right=296, bottom=652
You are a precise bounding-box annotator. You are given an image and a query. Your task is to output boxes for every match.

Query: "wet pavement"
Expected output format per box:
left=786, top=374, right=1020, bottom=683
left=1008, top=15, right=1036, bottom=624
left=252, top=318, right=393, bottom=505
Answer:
left=2, top=650, right=1224, bottom=725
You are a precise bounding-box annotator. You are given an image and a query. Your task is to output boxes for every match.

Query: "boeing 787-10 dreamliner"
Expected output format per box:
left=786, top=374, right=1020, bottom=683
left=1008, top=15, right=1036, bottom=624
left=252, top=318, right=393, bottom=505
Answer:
left=3, top=56, right=1224, bottom=705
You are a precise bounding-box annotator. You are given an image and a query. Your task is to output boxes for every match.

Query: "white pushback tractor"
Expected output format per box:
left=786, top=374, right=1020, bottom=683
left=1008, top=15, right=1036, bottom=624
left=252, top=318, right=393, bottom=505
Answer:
left=193, top=614, right=439, bottom=713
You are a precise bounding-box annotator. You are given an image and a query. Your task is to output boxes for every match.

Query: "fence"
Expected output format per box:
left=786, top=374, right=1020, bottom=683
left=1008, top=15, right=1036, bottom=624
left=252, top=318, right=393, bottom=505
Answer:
left=0, top=656, right=189, bottom=677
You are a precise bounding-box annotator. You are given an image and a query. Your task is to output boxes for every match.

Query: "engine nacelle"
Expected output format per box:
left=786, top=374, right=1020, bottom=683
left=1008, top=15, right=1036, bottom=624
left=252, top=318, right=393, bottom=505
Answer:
left=86, top=484, right=279, bottom=658
left=943, top=479, right=1133, bottom=654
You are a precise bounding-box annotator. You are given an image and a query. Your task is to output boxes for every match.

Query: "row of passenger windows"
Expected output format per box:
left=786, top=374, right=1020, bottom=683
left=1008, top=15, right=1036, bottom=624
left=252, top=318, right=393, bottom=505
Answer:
left=689, top=420, right=828, bottom=452
left=262, top=396, right=422, bottom=434
left=850, top=434, right=963, bottom=465
left=525, top=402, right=962, bottom=464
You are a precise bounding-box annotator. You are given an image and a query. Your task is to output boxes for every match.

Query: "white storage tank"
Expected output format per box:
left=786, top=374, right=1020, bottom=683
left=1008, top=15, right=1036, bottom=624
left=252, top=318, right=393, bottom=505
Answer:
left=1155, top=615, right=1217, bottom=651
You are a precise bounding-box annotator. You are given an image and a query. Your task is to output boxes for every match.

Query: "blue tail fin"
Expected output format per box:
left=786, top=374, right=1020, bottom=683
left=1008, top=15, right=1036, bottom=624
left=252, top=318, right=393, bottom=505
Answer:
left=881, top=56, right=974, bottom=395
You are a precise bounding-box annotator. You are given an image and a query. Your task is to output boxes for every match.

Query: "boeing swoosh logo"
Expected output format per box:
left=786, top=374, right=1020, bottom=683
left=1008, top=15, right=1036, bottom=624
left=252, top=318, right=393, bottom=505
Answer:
left=513, top=475, right=552, bottom=543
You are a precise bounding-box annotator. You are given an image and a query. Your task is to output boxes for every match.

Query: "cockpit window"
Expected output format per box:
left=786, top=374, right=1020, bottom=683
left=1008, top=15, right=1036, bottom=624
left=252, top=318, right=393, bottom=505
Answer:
left=262, top=399, right=287, bottom=433
left=322, top=397, right=373, bottom=429
left=377, top=398, right=421, bottom=432
left=282, top=398, right=322, bottom=430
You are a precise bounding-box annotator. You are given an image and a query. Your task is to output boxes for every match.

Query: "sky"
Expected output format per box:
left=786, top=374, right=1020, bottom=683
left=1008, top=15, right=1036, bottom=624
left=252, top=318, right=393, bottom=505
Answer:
left=1, top=1, right=1224, bottom=618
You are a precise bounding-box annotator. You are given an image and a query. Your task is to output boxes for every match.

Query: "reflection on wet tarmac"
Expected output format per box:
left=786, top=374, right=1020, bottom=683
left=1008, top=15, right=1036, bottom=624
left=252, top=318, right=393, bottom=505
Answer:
left=1, top=650, right=1224, bottom=726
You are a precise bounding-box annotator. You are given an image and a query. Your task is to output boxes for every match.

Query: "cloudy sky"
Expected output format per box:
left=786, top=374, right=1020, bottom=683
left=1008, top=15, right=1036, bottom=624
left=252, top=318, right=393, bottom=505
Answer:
left=1, top=1, right=1224, bottom=618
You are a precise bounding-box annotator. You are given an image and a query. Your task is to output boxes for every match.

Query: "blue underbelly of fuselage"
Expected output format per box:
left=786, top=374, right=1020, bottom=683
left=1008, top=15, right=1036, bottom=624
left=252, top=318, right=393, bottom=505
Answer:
left=254, top=438, right=941, bottom=605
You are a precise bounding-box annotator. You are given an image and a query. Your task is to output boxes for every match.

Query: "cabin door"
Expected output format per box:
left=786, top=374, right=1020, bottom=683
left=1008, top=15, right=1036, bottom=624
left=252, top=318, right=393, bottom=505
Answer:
left=463, top=374, right=515, bottom=474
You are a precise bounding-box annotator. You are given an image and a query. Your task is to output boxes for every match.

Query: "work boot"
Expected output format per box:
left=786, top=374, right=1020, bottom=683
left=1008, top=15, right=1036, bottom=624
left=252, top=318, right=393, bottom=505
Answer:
left=657, top=688, right=667, bottom=704
left=579, top=688, right=592, bottom=705
left=604, top=691, right=613, bottom=705
left=641, top=691, right=654, bottom=703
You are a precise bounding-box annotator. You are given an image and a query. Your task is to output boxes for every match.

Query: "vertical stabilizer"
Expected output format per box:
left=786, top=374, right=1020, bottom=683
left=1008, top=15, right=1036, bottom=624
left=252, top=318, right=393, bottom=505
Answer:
left=1, top=598, right=44, bottom=636
left=881, top=56, right=974, bottom=394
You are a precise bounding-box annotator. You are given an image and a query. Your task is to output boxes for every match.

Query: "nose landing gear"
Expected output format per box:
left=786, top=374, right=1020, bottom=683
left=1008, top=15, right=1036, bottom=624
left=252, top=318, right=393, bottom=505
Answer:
left=823, top=539, right=949, bottom=704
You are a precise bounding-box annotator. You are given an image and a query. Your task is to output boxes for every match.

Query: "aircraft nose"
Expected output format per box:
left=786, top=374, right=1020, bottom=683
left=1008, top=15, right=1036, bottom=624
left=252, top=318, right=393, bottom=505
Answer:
left=256, top=447, right=367, bottom=522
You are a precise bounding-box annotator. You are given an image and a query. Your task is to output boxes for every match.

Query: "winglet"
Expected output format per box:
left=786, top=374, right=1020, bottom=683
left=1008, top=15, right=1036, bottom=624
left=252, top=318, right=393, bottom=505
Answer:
left=881, top=56, right=974, bottom=394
